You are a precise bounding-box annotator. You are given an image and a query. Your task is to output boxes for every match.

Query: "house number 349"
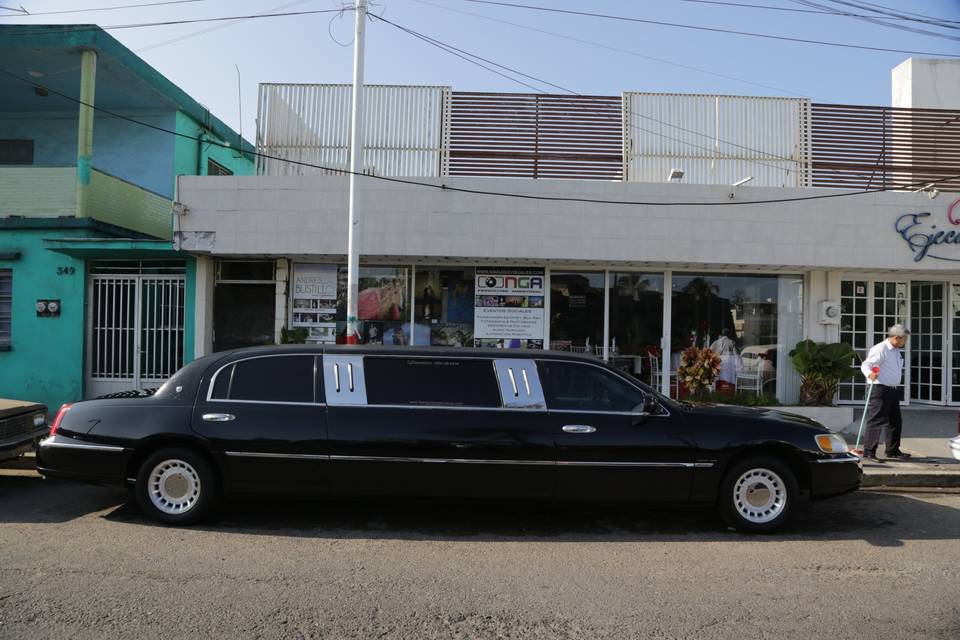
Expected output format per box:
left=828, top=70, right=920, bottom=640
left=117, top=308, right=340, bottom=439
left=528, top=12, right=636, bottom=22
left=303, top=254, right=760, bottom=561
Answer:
left=57, top=267, right=76, bottom=275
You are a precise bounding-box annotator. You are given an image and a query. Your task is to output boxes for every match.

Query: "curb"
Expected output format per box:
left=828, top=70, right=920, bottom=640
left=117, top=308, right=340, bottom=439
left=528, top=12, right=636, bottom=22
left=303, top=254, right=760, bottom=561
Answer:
left=862, top=472, right=960, bottom=488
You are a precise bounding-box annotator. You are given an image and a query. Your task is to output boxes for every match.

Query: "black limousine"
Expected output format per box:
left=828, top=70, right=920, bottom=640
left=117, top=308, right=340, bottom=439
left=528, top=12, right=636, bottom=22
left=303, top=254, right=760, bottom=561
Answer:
left=37, top=346, right=861, bottom=532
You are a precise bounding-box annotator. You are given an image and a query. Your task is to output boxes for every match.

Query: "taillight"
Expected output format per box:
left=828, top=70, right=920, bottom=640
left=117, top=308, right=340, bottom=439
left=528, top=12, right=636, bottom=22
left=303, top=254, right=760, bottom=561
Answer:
left=49, top=403, right=72, bottom=436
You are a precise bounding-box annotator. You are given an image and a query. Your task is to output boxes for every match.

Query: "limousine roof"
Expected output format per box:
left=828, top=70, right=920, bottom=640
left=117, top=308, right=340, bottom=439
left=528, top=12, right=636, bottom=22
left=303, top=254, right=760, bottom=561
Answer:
left=213, top=344, right=606, bottom=363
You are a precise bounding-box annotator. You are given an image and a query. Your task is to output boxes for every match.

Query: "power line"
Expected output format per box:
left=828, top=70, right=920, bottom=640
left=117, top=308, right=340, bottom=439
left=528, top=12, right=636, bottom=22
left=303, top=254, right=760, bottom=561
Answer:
left=0, top=0, right=206, bottom=17
left=135, top=0, right=317, bottom=53
left=676, top=0, right=960, bottom=25
left=816, top=0, right=960, bottom=27
left=370, top=13, right=815, bottom=177
left=459, top=0, right=960, bottom=58
left=405, top=0, right=811, bottom=99
left=790, top=0, right=960, bottom=40
left=2, top=66, right=954, bottom=208
left=0, top=8, right=347, bottom=36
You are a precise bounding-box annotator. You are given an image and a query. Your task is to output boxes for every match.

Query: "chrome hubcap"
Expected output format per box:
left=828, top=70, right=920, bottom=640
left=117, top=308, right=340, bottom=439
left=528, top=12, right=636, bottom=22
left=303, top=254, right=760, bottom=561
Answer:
left=733, top=468, right=786, bottom=524
left=148, top=459, right=201, bottom=515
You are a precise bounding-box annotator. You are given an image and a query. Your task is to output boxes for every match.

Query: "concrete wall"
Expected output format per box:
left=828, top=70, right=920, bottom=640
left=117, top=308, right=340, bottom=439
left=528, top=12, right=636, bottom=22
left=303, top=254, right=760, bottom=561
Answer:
left=0, top=229, right=89, bottom=410
left=892, top=58, right=960, bottom=110
left=0, top=110, right=176, bottom=198
left=176, top=175, right=960, bottom=273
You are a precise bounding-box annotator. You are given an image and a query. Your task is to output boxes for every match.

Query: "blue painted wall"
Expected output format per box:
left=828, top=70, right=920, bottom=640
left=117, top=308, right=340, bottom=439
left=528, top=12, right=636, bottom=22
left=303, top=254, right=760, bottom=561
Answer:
left=0, top=109, right=176, bottom=197
left=0, top=229, right=90, bottom=410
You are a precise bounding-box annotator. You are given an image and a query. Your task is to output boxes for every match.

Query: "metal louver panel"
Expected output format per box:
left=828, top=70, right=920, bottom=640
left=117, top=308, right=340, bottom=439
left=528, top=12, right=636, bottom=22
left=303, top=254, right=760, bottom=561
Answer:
left=448, top=92, right=623, bottom=180
left=810, top=103, right=960, bottom=192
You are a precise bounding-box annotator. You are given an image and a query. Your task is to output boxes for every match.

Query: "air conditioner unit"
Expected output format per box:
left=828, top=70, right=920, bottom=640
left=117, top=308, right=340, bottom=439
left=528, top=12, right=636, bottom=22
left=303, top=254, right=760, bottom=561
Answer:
left=819, top=300, right=841, bottom=325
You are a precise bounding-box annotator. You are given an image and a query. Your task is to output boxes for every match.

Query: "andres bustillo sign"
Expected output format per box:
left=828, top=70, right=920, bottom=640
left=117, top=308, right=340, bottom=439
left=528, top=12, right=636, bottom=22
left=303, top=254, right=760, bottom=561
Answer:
left=896, top=197, right=960, bottom=262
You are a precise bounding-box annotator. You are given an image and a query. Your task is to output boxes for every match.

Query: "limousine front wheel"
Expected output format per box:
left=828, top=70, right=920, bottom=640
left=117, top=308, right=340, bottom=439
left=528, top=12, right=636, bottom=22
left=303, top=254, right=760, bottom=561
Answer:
left=719, top=457, right=798, bottom=533
left=135, top=448, right=218, bottom=525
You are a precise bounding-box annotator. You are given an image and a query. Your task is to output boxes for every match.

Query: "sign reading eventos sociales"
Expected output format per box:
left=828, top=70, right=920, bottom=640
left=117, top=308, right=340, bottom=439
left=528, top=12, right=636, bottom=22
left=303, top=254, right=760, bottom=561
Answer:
left=290, top=263, right=338, bottom=343
left=473, top=267, right=545, bottom=349
left=896, top=197, right=960, bottom=262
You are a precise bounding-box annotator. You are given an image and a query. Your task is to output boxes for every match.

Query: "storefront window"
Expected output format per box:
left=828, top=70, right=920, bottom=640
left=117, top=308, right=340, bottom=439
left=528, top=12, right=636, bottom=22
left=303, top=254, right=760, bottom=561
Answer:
left=214, top=260, right=275, bottom=352
left=414, top=267, right=475, bottom=347
left=671, top=273, right=800, bottom=399
left=341, top=266, right=410, bottom=345
left=549, top=271, right=604, bottom=354
left=608, top=272, right=664, bottom=382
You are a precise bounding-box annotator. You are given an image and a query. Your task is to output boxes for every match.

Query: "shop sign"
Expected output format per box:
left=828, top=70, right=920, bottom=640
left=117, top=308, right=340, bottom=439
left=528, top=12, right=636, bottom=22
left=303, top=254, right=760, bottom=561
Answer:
left=896, top=198, right=960, bottom=262
left=290, top=263, right=338, bottom=343
left=474, top=267, right=545, bottom=348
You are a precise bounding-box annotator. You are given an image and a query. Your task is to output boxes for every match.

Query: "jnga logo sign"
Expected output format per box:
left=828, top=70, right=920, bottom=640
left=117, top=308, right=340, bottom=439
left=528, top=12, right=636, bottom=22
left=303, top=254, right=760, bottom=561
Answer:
left=896, top=198, right=960, bottom=262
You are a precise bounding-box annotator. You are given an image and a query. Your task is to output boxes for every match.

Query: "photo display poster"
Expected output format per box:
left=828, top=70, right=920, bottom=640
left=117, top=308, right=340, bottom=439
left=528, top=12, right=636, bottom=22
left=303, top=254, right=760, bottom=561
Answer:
left=474, top=267, right=545, bottom=349
left=290, top=263, right=338, bottom=343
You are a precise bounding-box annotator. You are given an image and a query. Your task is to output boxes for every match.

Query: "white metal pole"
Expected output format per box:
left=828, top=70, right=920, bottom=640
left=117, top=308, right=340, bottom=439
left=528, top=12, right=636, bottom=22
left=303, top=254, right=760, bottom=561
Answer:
left=662, top=270, right=673, bottom=397
left=345, top=0, right=367, bottom=344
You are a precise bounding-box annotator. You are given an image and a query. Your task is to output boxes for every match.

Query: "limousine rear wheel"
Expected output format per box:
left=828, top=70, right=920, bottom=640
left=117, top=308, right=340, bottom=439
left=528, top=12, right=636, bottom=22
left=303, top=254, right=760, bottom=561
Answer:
left=135, top=448, right=218, bottom=525
left=719, top=456, right=798, bottom=533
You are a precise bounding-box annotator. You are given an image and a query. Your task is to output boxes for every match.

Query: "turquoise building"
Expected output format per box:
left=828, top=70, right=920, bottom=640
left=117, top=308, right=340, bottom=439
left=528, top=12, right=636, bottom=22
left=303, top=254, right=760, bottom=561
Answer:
left=0, top=24, right=254, bottom=410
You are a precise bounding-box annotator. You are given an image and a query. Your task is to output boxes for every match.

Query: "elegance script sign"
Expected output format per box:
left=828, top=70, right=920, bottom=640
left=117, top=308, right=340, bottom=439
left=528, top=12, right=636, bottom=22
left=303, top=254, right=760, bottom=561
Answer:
left=896, top=198, right=960, bottom=262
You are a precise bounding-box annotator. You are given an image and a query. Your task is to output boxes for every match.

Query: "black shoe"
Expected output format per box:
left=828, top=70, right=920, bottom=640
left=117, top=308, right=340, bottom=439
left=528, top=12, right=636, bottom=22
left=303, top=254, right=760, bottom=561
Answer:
left=863, top=453, right=884, bottom=463
left=886, top=450, right=912, bottom=459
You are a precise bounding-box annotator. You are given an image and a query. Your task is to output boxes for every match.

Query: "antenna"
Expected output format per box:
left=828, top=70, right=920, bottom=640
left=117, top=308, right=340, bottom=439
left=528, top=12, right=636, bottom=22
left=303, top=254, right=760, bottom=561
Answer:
left=235, top=63, right=243, bottom=157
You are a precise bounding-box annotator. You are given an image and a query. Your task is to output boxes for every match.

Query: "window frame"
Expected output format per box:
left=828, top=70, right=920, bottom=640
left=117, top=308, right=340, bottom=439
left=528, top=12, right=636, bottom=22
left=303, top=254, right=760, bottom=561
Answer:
left=206, top=354, right=322, bottom=406
left=0, top=139, right=34, bottom=165
left=0, top=269, right=11, bottom=349
left=538, top=358, right=669, bottom=416
left=363, top=354, right=502, bottom=409
left=206, top=158, right=233, bottom=176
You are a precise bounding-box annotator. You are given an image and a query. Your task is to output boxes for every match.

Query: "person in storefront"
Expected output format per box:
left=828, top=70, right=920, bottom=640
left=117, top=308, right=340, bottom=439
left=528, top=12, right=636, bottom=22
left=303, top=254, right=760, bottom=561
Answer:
left=860, top=324, right=911, bottom=461
left=709, top=328, right=740, bottom=391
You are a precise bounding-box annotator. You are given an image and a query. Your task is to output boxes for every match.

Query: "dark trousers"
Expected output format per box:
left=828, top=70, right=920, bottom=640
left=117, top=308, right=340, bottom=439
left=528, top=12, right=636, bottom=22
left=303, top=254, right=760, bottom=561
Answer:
left=864, top=385, right=902, bottom=454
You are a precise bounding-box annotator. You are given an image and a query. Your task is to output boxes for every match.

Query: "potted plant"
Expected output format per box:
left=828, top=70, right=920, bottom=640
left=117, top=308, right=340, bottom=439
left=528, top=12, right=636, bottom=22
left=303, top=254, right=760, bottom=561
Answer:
left=677, top=346, right=722, bottom=399
left=788, top=340, right=856, bottom=406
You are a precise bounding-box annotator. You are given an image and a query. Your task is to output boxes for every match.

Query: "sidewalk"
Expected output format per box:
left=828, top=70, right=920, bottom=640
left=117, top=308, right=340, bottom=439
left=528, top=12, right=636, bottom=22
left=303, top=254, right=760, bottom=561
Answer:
left=838, top=406, right=960, bottom=488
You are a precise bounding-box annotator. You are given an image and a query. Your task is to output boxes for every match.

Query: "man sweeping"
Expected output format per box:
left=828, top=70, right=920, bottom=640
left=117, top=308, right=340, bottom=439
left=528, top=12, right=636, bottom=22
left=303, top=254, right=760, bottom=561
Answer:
left=860, top=324, right=911, bottom=462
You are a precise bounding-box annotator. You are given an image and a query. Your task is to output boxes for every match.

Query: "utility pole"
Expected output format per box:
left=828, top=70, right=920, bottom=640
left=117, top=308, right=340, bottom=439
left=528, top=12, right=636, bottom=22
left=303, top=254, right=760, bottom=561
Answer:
left=345, top=0, right=367, bottom=344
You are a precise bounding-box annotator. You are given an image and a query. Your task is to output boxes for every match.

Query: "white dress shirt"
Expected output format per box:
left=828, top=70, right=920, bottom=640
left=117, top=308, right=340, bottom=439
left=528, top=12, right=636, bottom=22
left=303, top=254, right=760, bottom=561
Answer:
left=861, top=339, right=904, bottom=386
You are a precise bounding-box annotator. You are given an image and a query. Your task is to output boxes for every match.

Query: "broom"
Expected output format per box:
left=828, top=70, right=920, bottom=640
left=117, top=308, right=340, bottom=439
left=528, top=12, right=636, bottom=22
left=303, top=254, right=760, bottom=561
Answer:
left=851, top=366, right=881, bottom=456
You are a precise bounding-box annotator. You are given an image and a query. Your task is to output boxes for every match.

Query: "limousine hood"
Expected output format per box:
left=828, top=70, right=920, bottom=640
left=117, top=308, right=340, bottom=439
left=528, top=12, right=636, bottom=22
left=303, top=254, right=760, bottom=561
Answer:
left=686, top=403, right=831, bottom=433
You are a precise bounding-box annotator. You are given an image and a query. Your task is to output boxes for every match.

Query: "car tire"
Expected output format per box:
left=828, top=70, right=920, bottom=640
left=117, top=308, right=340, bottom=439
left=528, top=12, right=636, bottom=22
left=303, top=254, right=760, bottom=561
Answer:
left=135, top=447, right=218, bottom=525
left=718, top=456, right=798, bottom=533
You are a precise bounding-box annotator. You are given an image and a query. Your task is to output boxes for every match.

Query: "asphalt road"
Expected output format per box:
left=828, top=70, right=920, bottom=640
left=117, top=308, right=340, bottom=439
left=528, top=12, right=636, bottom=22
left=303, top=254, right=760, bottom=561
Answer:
left=1, top=468, right=958, bottom=640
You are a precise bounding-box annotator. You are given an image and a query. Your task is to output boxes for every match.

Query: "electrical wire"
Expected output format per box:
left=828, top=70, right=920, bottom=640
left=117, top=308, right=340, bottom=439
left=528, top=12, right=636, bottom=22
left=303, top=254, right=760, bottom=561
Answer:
left=404, top=0, right=811, bottom=99
left=0, top=0, right=206, bottom=16
left=675, top=0, right=960, bottom=24
left=1, top=66, right=955, bottom=207
left=458, top=0, right=960, bottom=58
left=789, top=0, right=960, bottom=40
left=0, top=8, right=348, bottom=36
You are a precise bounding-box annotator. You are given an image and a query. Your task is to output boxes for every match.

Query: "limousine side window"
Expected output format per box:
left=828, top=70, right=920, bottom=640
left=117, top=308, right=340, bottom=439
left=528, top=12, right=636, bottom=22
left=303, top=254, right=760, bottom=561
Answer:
left=364, top=357, right=500, bottom=407
left=538, top=361, right=645, bottom=413
left=210, top=355, right=316, bottom=403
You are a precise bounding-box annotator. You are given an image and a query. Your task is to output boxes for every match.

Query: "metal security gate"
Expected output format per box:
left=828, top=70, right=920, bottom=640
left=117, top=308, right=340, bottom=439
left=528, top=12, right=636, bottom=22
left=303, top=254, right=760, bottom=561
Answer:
left=87, top=274, right=185, bottom=398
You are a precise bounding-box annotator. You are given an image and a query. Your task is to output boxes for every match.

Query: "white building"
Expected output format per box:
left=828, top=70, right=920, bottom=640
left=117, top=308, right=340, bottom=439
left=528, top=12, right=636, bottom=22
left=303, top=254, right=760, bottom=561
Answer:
left=176, top=59, right=960, bottom=406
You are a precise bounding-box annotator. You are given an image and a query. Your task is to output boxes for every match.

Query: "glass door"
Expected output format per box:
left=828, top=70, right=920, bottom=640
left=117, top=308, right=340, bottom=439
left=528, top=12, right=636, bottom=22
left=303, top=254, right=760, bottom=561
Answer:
left=910, top=282, right=946, bottom=404
left=951, top=285, right=960, bottom=405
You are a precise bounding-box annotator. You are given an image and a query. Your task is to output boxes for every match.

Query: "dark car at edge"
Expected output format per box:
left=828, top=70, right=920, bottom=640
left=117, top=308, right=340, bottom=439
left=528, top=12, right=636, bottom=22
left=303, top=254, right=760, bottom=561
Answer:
left=36, top=345, right=861, bottom=532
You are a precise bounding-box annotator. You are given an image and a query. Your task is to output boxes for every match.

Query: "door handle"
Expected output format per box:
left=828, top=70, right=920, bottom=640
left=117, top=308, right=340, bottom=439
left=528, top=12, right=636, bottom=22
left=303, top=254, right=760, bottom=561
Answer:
left=562, top=424, right=596, bottom=434
left=202, top=413, right=235, bottom=422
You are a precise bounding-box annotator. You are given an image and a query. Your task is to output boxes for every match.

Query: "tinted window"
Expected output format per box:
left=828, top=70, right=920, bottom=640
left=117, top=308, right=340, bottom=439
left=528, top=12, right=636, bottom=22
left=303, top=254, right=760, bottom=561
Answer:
left=364, top=357, right=500, bottom=407
left=539, top=361, right=644, bottom=412
left=219, top=356, right=315, bottom=403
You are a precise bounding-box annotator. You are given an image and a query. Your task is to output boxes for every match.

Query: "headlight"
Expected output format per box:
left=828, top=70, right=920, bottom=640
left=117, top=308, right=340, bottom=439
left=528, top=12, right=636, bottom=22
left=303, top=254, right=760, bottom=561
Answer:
left=33, top=413, right=46, bottom=427
left=815, top=434, right=849, bottom=454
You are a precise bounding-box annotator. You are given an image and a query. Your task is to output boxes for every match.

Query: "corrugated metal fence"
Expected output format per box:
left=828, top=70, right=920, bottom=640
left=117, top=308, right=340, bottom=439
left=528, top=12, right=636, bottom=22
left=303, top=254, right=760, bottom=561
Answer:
left=257, top=83, right=450, bottom=177
left=622, top=93, right=811, bottom=187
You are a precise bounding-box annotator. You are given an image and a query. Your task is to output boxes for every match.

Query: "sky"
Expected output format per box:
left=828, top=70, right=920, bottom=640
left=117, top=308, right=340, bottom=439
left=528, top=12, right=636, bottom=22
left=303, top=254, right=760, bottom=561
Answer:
left=2, top=0, right=959, bottom=144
